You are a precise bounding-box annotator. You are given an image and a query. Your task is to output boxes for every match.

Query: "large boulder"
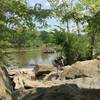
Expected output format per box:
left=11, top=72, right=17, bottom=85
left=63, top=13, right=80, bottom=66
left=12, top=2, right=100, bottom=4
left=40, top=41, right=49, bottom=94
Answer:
left=62, top=59, right=100, bottom=79
left=66, top=77, right=100, bottom=89
left=34, top=64, right=56, bottom=80
left=0, top=66, right=13, bottom=100
left=43, top=71, right=59, bottom=81
left=14, top=88, right=42, bottom=100
left=13, top=83, right=81, bottom=100
left=15, top=82, right=100, bottom=100
left=9, top=66, right=100, bottom=100
left=8, top=68, right=35, bottom=89
left=4, top=57, right=100, bottom=100
left=41, top=84, right=81, bottom=100
left=43, top=48, right=55, bottom=53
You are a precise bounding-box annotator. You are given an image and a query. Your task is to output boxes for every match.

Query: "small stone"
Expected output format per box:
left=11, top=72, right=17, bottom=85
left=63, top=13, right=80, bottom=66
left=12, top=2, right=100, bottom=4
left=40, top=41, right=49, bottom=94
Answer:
left=97, top=55, right=100, bottom=60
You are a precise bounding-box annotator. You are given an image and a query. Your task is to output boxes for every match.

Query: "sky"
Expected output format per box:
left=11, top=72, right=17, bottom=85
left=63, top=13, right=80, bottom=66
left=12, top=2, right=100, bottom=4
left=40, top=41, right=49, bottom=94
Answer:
left=28, top=0, right=61, bottom=31
left=27, top=0, right=79, bottom=32
left=28, top=0, right=51, bottom=9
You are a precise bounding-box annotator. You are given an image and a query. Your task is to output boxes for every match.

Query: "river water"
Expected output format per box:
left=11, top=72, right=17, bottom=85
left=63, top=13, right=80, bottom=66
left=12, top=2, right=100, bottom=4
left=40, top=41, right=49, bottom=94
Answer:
left=7, top=49, right=57, bottom=68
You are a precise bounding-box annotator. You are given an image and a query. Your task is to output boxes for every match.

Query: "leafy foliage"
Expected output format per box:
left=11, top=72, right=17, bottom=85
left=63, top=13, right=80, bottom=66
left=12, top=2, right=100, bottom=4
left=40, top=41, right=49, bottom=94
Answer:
left=0, top=0, right=100, bottom=66
left=52, top=29, right=67, bottom=45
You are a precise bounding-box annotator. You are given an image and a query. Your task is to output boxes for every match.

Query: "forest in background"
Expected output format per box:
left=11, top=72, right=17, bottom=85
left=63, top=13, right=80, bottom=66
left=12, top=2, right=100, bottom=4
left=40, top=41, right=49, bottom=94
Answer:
left=0, top=0, right=100, bottom=65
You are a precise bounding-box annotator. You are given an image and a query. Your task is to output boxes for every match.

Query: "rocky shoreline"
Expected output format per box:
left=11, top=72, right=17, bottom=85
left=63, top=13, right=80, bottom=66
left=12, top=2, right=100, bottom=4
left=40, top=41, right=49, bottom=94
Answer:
left=0, top=56, right=100, bottom=100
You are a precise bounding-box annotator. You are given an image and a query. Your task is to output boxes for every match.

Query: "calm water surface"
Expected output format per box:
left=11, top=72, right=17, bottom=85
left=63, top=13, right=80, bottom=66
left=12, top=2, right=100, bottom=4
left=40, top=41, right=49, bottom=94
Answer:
left=7, top=49, right=57, bottom=68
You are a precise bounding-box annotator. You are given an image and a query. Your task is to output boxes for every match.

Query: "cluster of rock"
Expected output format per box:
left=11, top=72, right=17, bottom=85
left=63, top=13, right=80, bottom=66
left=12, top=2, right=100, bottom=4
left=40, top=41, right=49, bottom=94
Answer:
left=0, top=56, right=100, bottom=100
left=0, top=66, right=14, bottom=100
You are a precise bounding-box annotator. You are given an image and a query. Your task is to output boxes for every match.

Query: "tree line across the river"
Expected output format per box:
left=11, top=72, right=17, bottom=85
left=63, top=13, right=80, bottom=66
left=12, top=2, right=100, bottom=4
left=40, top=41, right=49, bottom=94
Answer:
left=0, top=0, right=100, bottom=65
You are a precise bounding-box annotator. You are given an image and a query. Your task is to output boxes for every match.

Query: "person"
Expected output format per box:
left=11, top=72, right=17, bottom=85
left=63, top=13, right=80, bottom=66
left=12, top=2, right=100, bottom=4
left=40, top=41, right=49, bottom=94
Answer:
left=58, top=56, right=64, bottom=69
left=53, top=56, right=64, bottom=79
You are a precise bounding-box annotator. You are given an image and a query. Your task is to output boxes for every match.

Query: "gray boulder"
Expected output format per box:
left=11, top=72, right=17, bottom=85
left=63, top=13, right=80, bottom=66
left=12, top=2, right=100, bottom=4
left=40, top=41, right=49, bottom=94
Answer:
left=0, top=67, right=14, bottom=100
left=62, top=59, right=100, bottom=79
left=34, top=64, right=56, bottom=80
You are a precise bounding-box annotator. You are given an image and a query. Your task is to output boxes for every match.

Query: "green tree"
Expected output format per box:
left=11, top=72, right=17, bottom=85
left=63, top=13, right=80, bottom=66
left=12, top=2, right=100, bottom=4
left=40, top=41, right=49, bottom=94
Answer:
left=0, top=0, right=51, bottom=65
left=40, top=31, right=50, bottom=44
left=80, top=0, right=100, bottom=58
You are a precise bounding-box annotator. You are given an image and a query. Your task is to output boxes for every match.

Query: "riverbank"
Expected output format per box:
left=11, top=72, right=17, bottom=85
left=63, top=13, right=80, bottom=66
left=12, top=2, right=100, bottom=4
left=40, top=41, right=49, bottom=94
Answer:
left=2, top=46, right=57, bottom=53
left=1, top=56, right=100, bottom=100
left=2, top=48, right=42, bottom=53
left=0, top=59, right=100, bottom=100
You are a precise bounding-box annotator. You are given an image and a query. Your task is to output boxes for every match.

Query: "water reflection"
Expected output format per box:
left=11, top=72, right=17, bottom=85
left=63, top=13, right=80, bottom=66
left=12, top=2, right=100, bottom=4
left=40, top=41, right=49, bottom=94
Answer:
left=8, top=49, right=57, bottom=68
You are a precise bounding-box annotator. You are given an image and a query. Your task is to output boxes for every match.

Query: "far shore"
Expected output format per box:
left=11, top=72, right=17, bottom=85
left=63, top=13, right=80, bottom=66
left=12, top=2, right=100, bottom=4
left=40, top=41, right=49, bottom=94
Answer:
left=2, top=48, right=42, bottom=53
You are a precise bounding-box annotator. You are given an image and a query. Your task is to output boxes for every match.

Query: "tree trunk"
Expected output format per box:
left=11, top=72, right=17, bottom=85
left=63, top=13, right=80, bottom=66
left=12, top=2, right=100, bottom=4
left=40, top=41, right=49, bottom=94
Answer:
left=67, top=20, right=70, bottom=33
left=89, top=33, right=95, bottom=59
left=76, top=22, right=80, bottom=37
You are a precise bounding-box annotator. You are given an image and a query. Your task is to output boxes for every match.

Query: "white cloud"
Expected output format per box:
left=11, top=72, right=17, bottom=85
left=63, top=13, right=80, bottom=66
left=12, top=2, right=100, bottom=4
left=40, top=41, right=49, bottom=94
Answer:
left=44, top=2, right=51, bottom=8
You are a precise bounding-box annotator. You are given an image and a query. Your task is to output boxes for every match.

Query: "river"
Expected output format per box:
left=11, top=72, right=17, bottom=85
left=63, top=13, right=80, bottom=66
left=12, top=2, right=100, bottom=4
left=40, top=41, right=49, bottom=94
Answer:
left=6, top=48, right=57, bottom=68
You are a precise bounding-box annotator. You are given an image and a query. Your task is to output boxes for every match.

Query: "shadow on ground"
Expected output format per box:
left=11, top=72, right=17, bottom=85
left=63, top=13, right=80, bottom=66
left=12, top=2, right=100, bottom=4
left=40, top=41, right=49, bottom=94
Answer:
left=14, top=83, right=100, bottom=100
